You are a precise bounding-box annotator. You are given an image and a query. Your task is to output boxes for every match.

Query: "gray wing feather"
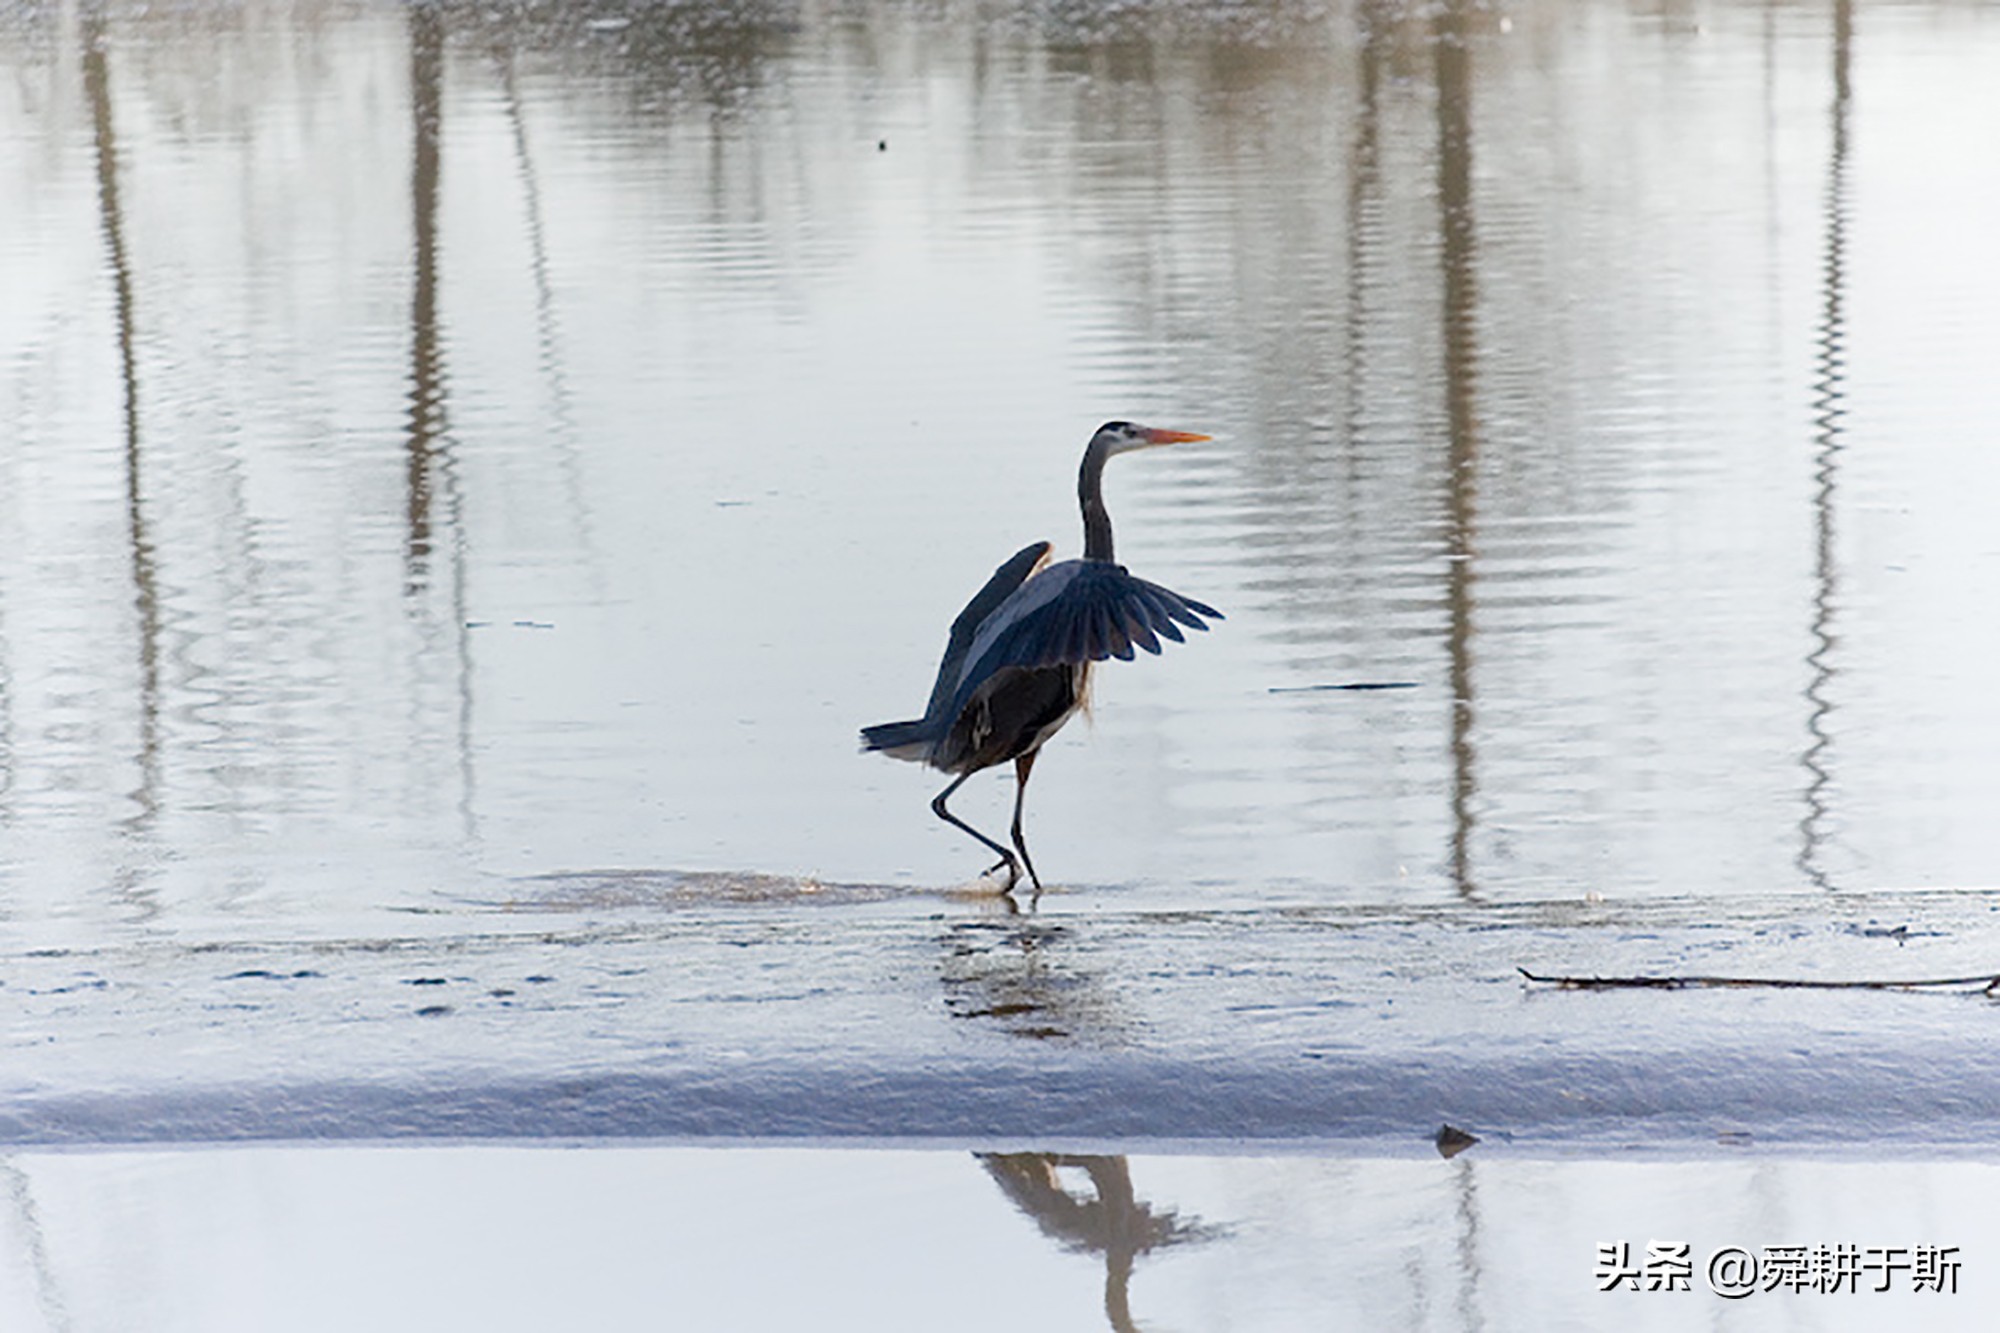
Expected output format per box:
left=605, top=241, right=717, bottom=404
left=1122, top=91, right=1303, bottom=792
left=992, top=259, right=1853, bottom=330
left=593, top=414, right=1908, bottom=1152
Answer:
left=1103, top=607, right=1133, bottom=661
left=1123, top=605, right=1161, bottom=656
left=1058, top=611, right=1088, bottom=665
left=1134, top=586, right=1186, bottom=643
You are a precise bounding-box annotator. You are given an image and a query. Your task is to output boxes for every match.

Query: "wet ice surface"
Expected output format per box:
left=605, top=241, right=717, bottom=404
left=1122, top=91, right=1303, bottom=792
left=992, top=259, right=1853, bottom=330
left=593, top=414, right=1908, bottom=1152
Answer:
left=6, top=878, right=2000, bottom=1149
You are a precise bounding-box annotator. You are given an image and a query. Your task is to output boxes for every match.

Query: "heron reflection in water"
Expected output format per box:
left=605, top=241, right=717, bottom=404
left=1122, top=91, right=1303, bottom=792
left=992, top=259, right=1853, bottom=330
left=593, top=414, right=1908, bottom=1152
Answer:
left=979, top=1153, right=1217, bottom=1332
left=862, top=423, right=1221, bottom=896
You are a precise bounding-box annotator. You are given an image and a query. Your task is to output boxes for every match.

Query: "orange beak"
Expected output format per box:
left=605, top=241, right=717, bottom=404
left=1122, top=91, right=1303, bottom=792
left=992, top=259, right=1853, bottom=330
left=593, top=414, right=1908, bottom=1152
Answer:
left=1141, top=428, right=1212, bottom=445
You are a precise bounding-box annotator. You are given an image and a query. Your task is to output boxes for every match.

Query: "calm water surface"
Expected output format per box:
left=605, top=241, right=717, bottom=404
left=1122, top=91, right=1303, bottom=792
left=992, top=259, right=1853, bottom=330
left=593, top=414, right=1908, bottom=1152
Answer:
left=3, top=0, right=1999, bottom=926
left=1, top=1144, right=1993, bottom=1331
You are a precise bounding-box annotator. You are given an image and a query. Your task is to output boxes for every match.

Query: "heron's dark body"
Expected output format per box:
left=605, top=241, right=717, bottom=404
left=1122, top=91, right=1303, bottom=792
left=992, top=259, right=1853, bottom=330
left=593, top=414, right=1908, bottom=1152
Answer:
left=861, top=421, right=1220, bottom=894
left=936, top=662, right=1089, bottom=776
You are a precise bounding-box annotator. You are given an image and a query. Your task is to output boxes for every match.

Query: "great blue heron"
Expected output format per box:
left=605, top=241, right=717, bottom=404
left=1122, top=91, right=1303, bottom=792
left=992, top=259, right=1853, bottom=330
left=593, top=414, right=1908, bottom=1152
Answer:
left=862, top=422, right=1221, bottom=894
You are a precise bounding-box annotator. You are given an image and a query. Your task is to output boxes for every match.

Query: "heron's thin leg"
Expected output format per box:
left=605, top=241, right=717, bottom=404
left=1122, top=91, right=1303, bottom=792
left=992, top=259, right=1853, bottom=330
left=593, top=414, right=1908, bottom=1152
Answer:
left=931, top=771, right=1019, bottom=889
left=1009, top=750, right=1043, bottom=896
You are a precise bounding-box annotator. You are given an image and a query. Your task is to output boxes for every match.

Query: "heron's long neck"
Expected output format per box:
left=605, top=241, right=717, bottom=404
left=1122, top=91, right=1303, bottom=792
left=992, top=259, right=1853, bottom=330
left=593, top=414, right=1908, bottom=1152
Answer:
left=1079, top=442, right=1115, bottom=562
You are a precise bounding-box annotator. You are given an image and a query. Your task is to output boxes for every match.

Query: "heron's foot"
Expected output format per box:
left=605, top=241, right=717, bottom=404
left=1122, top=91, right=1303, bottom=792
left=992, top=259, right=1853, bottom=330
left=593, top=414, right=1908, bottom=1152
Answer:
left=981, top=853, right=1022, bottom=892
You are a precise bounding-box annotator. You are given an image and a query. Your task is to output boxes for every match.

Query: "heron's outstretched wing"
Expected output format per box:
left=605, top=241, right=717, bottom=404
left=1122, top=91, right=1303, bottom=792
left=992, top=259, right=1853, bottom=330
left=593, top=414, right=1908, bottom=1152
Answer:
left=862, top=541, right=1056, bottom=758
left=920, top=541, right=1051, bottom=723
left=944, top=559, right=1221, bottom=717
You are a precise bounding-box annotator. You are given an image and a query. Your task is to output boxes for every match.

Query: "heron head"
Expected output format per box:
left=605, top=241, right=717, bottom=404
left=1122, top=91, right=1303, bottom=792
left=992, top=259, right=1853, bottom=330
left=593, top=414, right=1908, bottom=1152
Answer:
left=1093, top=421, right=1212, bottom=458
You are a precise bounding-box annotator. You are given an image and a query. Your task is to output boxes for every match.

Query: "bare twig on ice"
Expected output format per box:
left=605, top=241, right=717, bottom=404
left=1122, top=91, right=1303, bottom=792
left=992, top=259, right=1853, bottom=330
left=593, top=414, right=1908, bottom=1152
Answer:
left=1517, top=967, right=2000, bottom=994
